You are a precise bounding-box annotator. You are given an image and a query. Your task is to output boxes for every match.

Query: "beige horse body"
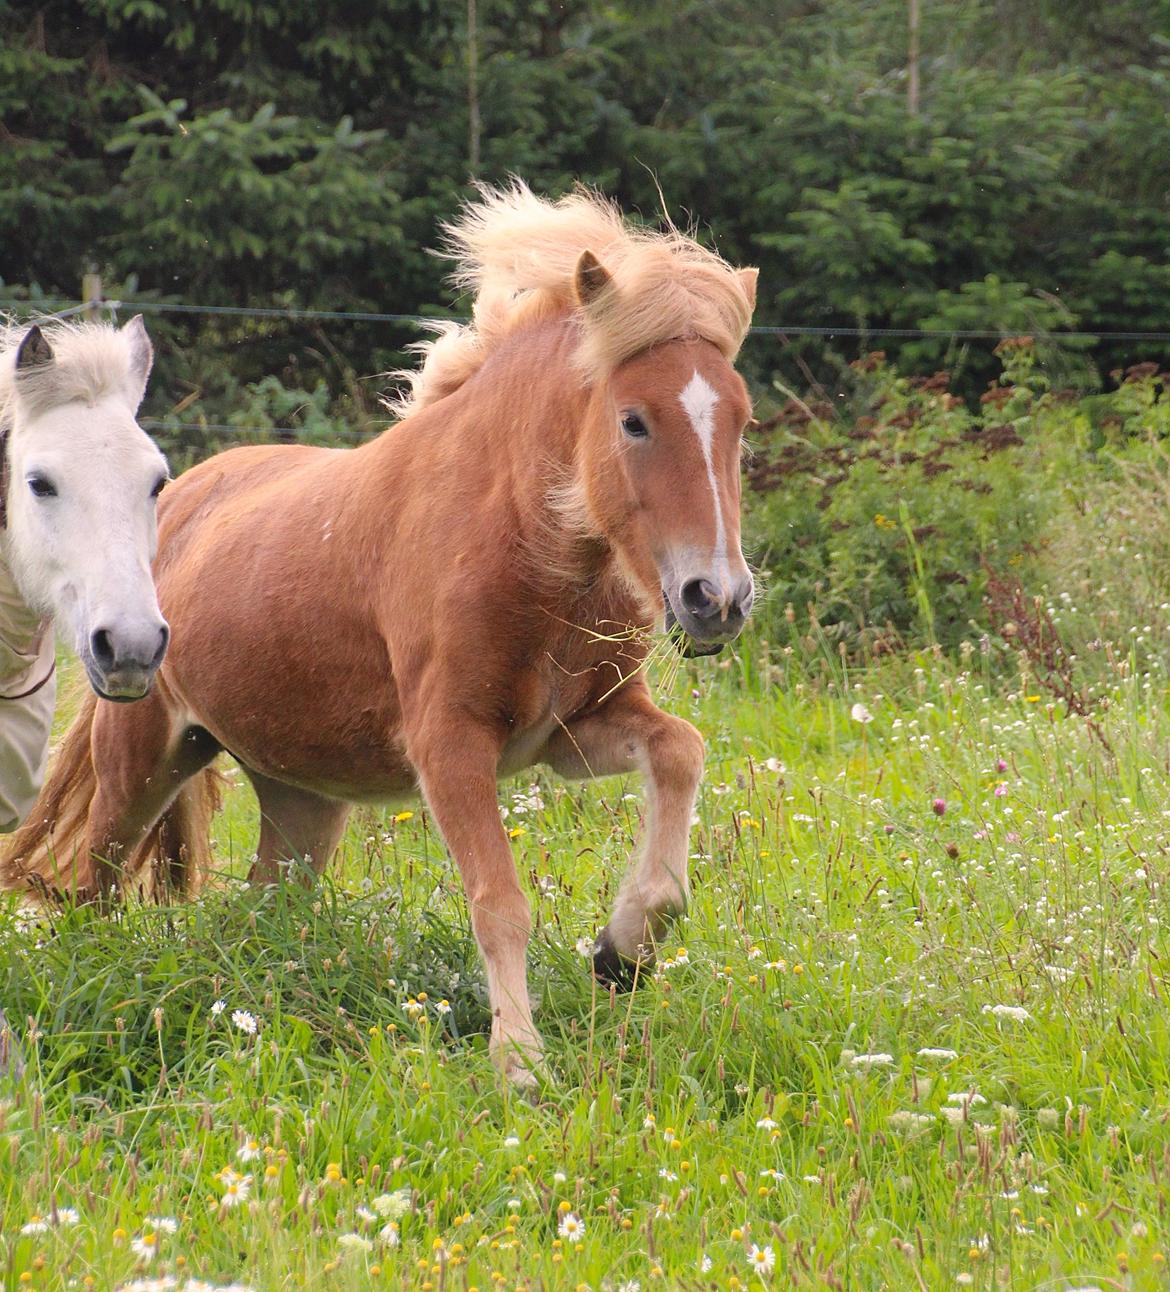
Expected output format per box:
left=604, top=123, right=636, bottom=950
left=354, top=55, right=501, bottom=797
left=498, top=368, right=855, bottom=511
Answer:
left=5, top=186, right=758, bottom=1082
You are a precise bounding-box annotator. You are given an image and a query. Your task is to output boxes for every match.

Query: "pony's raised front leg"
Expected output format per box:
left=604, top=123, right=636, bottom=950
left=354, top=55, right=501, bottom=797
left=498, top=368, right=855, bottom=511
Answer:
left=244, top=769, right=352, bottom=884
left=412, top=723, right=540, bottom=1085
left=543, top=687, right=704, bottom=985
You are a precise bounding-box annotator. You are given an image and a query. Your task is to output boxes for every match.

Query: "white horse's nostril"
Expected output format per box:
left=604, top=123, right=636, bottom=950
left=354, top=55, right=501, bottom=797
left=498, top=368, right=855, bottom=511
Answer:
left=90, top=628, right=116, bottom=671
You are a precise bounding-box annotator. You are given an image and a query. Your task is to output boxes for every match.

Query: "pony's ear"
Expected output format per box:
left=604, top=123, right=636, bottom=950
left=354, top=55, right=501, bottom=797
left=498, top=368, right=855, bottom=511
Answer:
left=737, top=267, right=759, bottom=313
left=15, top=325, right=54, bottom=372
left=573, top=250, right=614, bottom=308
left=121, top=314, right=154, bottom=410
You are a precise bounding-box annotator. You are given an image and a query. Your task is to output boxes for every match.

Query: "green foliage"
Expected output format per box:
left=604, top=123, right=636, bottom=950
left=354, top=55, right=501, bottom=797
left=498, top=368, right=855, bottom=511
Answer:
left=3, top=0, right=1170, bottom=437
left=743, top=343, right=1094, bottom=651
left=106, top=92, right=403, bottom=302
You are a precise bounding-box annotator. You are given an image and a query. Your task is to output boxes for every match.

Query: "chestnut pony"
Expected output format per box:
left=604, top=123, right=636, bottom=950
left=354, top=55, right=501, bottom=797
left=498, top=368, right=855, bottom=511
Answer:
left=4, top=184, right=758, bottom=1082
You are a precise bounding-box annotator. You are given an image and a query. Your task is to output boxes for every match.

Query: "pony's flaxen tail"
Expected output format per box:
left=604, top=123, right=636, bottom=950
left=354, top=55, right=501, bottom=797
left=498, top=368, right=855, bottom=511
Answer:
left=1, top=695, right=222, bottom=901
left=2, top=693, right=100, bottom=896
left=137, top=771, right=221, bottom=901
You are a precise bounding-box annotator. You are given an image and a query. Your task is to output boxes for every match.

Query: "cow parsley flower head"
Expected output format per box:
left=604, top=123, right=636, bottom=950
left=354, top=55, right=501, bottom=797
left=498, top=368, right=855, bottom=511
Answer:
left=372, top=1189, right=411, bottom=1221
left=982, top=1004, right=1031, bottom=1022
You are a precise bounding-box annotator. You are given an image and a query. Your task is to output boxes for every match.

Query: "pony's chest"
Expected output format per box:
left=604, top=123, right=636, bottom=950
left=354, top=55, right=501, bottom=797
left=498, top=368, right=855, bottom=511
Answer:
left=499, top=668, right=570, bottom=776
left=499, top=704, right=561, bottom=778
left=497, top=636, right=637, bottom=776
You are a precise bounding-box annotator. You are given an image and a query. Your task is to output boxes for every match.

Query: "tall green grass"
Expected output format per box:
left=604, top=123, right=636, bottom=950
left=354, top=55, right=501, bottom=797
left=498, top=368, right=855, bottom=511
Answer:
left=2, top=632, right=1169, bottom=1291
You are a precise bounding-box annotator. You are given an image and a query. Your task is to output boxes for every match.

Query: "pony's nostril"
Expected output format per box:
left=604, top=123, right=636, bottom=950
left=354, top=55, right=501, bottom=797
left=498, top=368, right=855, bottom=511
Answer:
left=680, top=578, right=721, bottom=619
left=90, top=628, right=116, bottom=672
left=151, top=623, right=170, bottom=670
left=731, top=576, right=755, bottom=620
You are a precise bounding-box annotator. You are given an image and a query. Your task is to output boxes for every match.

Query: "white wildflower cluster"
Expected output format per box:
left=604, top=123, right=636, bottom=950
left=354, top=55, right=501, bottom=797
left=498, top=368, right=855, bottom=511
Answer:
left=982, top=1004, right=1031, bottom=1022
left=850, top=1052, right=894, bottom=1069
left=888, top=1110, right=935, bottom=1134
left=506, top=784, right=545, bottom=816
left=114, top=1281, right=254, bottom=1292
left=337, top=1232, right=373, bottom=1256
left=372, top=1188, right=411, bottom=1221
left=215, top=1166, right=253, bottom=1208
left=207, top=999, right=261, bottom=1036
left=20, top=1208, right=80, bottom=1235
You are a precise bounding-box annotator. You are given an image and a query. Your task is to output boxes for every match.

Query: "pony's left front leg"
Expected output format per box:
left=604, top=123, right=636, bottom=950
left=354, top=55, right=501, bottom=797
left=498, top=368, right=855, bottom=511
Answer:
left=410, top=719, right=542, bottom=1086
left=543, top=685, right=705, bottom=985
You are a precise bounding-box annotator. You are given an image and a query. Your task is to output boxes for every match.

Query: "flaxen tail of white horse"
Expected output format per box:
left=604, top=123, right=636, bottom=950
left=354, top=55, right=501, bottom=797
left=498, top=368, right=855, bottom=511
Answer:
left=1, top=694, right=220, bottom=900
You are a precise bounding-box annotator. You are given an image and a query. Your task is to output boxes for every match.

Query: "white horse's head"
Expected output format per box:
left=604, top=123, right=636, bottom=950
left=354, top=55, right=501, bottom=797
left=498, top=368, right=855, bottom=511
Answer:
left=2, top=316, right=170, bottom=700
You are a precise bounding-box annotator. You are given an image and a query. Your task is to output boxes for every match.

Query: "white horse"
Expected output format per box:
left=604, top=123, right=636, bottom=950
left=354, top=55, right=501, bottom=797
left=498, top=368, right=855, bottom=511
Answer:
left=1, top=316, right=170, bottom=703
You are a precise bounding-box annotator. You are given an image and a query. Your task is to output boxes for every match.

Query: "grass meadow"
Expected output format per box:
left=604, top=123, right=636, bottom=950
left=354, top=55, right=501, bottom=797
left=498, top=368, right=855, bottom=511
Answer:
left=2, top=619, right=1170, bottom=1292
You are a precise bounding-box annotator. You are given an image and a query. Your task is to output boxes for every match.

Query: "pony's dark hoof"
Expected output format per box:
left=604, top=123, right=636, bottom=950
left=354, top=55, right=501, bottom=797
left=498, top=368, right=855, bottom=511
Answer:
left=591, top=930, right=640, bottom=991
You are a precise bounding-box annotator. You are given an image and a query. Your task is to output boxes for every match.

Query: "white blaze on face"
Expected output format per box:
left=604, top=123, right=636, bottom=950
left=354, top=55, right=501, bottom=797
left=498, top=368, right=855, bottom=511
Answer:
left=678, top=369, right=729, bottom=575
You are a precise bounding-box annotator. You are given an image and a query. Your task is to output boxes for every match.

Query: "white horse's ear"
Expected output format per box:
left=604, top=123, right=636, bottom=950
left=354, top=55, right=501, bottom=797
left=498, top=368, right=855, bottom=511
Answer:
left=15, top=325, right=54, bottom=372
left=121, top=314, right=154, bottom=410
left=573, top=250, right=614, bottom=308
left=737, top=267, right=759, bottom=313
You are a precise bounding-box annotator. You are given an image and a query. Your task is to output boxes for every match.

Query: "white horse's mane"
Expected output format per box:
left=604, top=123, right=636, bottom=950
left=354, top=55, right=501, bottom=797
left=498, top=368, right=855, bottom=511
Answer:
left=0, top=317, right=145, bottom=430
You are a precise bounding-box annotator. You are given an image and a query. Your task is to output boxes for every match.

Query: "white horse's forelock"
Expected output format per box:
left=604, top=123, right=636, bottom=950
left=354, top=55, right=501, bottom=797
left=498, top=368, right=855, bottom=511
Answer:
left=0, top=316, right=151, bottom=429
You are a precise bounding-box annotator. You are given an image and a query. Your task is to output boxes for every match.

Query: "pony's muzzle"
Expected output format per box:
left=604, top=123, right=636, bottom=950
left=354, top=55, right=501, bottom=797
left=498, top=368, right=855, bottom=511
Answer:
left=87, top=619, right=169, bottom=700
left=675, top=573, right=754, bottom=642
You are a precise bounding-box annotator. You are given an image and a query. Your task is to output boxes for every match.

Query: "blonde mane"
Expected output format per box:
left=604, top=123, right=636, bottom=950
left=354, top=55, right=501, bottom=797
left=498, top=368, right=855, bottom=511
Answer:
left=0, top=317, right=146, bottom=429
left=389, top=181, right=757, bottom=418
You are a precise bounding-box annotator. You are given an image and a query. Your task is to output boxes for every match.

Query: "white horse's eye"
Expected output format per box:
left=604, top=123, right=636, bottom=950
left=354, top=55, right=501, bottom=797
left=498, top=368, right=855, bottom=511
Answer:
left=27, top=475, right=57, bottom=499
left=151, top=476, right=168, bottom=499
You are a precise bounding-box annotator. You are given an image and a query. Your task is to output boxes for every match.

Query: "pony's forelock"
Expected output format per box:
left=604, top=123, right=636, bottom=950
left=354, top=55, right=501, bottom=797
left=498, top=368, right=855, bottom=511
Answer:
left=393, top=181, right=756, bottom=418
left=0, top=318, right=146, bottom=431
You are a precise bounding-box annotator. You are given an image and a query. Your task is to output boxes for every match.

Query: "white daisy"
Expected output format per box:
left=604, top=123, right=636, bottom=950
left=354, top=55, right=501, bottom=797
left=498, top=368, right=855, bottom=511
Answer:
left=748, top=1242, right=775, bottom=1274
left=220, top=1172, right=252, bottom=1208
left=236, top=1138, right=261, bottom=1163
left=131, top=1232, right=160, bottom=1263
left=558, top=1212, right=585, bottom=1243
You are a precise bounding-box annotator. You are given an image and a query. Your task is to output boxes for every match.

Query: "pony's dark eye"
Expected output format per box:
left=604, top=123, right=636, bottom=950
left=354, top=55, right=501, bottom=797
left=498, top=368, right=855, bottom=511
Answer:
left=27, top=475, right=57, bottom=499
left=151, top=476, right=168, bottom=499
left=621, top=412, right=649, bottom=440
